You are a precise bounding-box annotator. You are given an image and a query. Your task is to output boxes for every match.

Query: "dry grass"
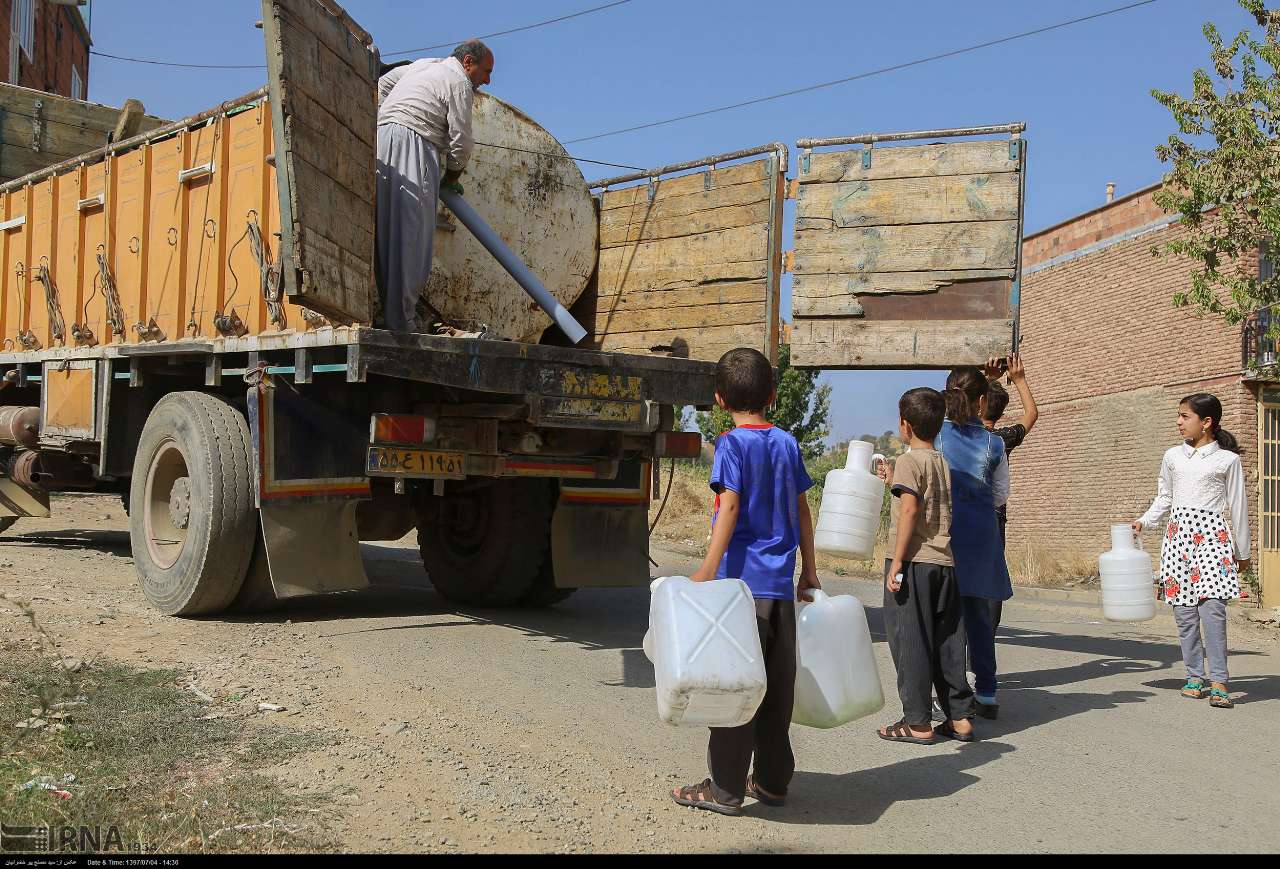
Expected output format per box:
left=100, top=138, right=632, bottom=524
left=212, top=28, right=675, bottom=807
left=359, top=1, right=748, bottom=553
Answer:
left=649, top=461, right=1099, bottom=588
left=1006, top=543, right=1098, bottom=589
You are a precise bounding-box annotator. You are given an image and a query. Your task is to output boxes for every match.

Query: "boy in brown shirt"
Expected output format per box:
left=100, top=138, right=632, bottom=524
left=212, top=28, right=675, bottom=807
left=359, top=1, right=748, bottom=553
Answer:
left=875, top=387, right=975, bottom=745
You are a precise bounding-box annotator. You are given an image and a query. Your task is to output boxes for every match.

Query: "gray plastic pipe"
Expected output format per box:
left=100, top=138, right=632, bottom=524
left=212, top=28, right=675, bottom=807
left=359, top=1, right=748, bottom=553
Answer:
left=439, top=187, right=588, bottom=345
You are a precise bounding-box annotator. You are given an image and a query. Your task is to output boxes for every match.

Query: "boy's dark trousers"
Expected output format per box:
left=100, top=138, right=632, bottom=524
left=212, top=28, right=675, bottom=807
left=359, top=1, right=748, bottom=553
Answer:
left=882, top=560, right=973, bottom=726
left=707, top=598, right=796, bottom=806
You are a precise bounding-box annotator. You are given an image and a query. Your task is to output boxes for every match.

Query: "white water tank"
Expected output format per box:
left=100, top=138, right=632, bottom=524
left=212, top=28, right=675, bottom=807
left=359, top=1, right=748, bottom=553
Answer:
left=814, top=441, right=886, bottom=559
left=426, top=92, right=597, bottom=342
left=793, top=590, right=885, bottom=728
left=1099, top=523, right=1156, bottom=623
left=642, top=576, right=766, bottom=728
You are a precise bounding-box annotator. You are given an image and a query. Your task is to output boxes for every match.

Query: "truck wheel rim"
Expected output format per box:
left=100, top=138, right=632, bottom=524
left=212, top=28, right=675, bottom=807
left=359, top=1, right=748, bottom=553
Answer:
left=143, top=439, right=190, bottom=570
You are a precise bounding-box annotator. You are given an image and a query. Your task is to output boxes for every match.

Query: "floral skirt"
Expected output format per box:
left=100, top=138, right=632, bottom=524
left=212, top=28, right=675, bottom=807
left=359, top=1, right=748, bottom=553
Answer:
left=1158, top=507, right=1240, bottom=607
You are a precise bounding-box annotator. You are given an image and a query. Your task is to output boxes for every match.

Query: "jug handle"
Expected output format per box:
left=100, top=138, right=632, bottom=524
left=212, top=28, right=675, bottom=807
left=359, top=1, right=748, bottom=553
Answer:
left=807, top=588, right=828, bottom=604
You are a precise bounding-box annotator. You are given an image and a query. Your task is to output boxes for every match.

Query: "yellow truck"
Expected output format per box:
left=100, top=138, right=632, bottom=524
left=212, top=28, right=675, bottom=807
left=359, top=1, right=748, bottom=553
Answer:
left=0, top=0, right=1026, bottom=616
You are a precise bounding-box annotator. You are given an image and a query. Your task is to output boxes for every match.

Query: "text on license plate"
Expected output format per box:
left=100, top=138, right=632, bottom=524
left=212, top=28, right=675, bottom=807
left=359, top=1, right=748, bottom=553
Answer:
left=367, top=446, right=466, bottom=478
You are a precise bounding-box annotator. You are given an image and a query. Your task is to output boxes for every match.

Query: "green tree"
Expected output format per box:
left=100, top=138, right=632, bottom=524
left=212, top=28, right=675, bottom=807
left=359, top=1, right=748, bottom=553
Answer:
left=696, top=344, right=832, bottom=460
left=1151, top=0, right=1280, bottom=350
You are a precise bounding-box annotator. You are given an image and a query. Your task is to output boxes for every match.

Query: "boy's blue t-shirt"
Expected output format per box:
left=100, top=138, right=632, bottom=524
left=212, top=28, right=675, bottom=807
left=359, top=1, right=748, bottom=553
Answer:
left=709, top=425, right=814, bottom=600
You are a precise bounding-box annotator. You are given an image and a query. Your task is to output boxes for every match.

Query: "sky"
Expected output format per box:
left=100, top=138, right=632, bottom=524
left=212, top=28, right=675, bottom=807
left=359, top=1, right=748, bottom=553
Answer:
left=79, top=0, right=1241, bottom=441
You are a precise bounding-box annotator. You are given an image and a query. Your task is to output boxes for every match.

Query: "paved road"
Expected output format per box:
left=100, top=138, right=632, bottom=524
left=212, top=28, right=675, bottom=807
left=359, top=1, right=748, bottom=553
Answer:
left=3, top=497, right=1279, bottom=852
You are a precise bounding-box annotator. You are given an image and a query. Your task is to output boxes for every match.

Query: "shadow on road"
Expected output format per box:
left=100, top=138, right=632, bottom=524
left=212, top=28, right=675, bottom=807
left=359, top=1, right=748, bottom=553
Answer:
left=762, top=741, right=1015, bottom=825
left=2, top=528, right=132, bottom=556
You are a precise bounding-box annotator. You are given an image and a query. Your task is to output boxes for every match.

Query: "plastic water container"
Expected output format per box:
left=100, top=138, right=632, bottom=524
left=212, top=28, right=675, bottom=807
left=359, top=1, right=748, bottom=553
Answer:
left=814, top=440, right=886, bottom=559
left=642, top=576, right=767, bottom=728
left=793, top=590, right=885, bottom=728
left=1099, top=523, right=1156, bottom=623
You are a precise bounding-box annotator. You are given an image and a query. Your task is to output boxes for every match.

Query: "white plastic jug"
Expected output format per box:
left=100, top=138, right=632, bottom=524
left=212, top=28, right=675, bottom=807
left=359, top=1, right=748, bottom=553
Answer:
left=1099, top=523, right=1156, bottom=623
left=793, top=590, right=885, bottom=728
left=643, top=576, right=767, bottom=728
left=814, top=440, right=886, bottom=559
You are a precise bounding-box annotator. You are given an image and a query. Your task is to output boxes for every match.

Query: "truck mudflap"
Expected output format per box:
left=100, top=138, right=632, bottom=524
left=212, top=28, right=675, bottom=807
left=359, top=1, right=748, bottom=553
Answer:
left=246, top=378, right=370, bottom=598
left=259, top=500, right=369, bottom=599
left=246, top=380, right=370, bottom=504
left=550, top=460, right=652, bottom=589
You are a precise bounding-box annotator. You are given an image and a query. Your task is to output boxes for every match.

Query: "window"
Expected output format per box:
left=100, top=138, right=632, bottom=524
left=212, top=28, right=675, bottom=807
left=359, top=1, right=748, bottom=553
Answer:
left=71, top=65, right=82, bottom=101
left=11, top=0, right=35, bottom=61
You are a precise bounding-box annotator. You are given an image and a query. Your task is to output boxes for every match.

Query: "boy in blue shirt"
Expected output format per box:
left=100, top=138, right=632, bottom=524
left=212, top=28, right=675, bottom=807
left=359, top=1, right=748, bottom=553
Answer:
left=671, top=347, right=820, bottom=817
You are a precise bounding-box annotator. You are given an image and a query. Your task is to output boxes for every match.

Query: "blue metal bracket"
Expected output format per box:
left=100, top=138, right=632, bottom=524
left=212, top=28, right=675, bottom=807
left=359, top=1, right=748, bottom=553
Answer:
left=862, top=148, right=872, bottom=170
left=1009, top=140, right=1021, bottom=161
left=1010, top=278, right=1021, bottom=309
left=800, top=151, right=810, bottom=174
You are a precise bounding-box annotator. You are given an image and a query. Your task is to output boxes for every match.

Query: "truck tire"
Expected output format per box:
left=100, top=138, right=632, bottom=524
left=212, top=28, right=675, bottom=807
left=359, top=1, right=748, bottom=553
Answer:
left=518, top=555, right=577, bottom=607
left=129, top=392, right=256, bottom=616
left=229, top=532, right=279, bottom=614
left=417, top=478, right=552, bottom=607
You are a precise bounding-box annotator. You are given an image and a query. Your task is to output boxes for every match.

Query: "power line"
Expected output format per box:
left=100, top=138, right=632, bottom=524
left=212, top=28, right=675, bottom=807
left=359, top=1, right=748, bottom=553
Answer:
left=476, top=141, right=641, bottom=171
left=87, top=1, right=633, bottom=70
left=89, top=50, right=261, bottom=69
left=564, top=0, right=1161, bottom=145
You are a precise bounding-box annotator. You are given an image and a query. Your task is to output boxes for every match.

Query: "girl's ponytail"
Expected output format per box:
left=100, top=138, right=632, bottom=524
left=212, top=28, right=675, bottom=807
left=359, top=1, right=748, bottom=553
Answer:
left=1180, top=392, right=1243, bottom=455
left=944, top=367, right=988, bottom=422
left=1214, top=427, right=1241, bottom=454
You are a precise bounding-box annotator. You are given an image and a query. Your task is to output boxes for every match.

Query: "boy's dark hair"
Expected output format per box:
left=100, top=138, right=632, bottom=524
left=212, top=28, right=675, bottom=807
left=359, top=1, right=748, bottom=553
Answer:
left=715, top=347, right=775, bottom=413
left=985, top=381, right=1009, bottom=422
left=899, top=387, right=945, bottom=441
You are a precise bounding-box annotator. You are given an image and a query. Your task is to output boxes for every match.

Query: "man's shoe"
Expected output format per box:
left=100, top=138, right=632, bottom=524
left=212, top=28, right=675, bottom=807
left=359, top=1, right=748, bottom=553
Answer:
left=973, top=701, right=999, bottom=720
left=931, top=699, right=946, bottom=723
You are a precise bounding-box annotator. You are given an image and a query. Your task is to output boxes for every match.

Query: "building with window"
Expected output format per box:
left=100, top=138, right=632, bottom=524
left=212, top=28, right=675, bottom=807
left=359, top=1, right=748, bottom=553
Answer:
left=1, top=0, right=90, bottom=100
left=1003, top=183, right=1276, bottom=603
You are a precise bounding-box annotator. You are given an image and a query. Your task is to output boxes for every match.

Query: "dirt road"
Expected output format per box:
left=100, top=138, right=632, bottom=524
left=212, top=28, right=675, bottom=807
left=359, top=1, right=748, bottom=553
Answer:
left=3, top=493, right=1279, bottom=853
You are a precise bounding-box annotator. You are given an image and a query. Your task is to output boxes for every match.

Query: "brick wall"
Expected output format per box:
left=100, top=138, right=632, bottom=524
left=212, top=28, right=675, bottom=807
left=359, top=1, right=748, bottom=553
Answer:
left=1004, top=186, right=1260, bottom=563
left=1, top=1, right=91, bottom=98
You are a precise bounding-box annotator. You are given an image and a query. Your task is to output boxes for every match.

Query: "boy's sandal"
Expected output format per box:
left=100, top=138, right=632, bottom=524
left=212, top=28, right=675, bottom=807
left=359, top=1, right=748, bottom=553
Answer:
left=876, top=719, right=937, bottom=745
left=746, top=774, right=786, bottom=807
left=671, top=779, right=743, bottom=816
left=1181, top=679, right=1208, bottom=699
left=1209, top=688, right=1234, bottom=709
left=935, top=720, right=975, bottom=742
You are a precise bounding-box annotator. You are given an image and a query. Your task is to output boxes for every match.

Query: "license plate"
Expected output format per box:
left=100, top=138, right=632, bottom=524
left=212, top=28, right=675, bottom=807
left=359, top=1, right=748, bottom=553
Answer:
left=367, top=446, right=466, bottom=479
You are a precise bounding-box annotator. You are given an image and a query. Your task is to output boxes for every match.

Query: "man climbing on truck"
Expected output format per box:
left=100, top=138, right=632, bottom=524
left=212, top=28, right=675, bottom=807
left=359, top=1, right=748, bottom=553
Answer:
left=375, top=39, right=495, bottom=332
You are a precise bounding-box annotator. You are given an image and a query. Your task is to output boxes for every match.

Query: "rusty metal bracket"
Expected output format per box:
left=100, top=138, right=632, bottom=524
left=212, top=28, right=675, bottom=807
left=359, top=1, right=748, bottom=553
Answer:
left=31, top=99, right=43, bottom=152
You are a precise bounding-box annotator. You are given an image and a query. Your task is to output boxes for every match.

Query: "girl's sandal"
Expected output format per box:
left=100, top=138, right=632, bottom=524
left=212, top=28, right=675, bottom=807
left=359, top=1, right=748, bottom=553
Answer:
left=671, top=779, right=743, bottom=816
left=1209, top=687, right=1234, bottom=709
left=1181, top=679, right=1208, bottom=699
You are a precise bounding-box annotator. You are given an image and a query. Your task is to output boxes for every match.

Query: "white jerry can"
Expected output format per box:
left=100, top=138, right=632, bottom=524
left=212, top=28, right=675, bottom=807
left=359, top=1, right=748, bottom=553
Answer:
left=643, top=576, right=766, bottom=728
left=793, top=590, right=885, bottom=728
left=814, top=440, right=886, bottom=559
left=1099, top=523, right=1156, bottom=623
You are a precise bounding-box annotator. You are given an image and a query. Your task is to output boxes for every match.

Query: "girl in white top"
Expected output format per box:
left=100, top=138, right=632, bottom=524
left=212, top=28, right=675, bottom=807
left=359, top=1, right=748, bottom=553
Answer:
left=1132, top=393, right=1249, bottom=709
